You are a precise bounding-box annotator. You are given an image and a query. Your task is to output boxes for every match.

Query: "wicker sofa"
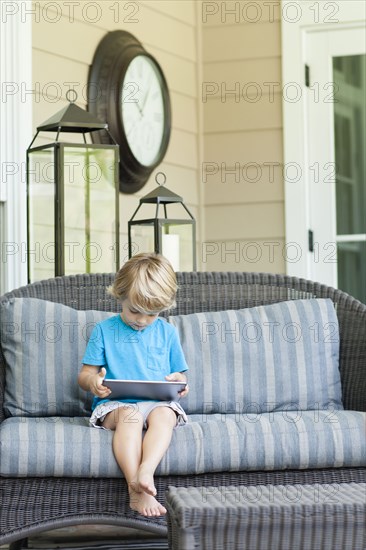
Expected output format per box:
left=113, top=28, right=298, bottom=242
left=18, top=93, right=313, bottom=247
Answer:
left=0, top=271, right=365, bottom=548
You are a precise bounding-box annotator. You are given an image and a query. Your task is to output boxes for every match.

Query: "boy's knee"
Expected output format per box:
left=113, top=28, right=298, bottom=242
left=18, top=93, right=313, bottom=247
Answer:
left=148, top=406, right=177, bottom=426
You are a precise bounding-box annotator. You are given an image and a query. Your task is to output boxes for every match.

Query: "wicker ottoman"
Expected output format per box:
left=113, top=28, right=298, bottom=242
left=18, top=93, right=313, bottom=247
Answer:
left=166, top=483, right=366, bottom=550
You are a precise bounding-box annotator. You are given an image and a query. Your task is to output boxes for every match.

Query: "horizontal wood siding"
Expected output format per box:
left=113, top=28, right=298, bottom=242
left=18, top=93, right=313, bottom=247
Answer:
left=201, top=7, right=285, bottom=273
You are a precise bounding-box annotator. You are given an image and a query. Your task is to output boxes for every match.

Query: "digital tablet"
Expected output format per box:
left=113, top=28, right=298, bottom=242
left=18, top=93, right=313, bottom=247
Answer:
left=102, top=379, right=187, bottom=401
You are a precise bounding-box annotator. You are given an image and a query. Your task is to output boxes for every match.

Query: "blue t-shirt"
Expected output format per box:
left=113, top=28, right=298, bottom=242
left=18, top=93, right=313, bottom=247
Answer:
left=82, top=315, right=189, bottom=409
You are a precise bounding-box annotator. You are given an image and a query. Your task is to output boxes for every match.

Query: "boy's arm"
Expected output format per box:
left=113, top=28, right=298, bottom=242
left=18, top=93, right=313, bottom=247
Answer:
left=78, top=365, right=111, bottom=398
left=79, top=321, right=111, bottom=398
left=165, top=371, right=189, bottom=397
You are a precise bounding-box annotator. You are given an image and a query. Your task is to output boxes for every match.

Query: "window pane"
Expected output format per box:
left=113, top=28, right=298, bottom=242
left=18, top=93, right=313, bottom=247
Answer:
left=28, top=147, right=55, bottom=281
left=337, top=241, right=366, bottom=303
left=63, top=146, right=117, bottom=274
left=333, top=55, right=366, bottom=235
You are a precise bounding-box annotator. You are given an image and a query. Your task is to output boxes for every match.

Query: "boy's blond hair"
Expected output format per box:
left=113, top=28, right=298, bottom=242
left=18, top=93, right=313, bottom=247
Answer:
left=108, top=252, right=177, bottom=313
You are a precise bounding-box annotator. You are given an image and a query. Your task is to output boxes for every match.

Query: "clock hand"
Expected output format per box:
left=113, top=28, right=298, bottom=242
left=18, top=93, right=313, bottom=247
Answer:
left=141, top=90, right=150, bottom=114
left=133, top=99, right=143, bottom=118
left=140, top=75, right=154, bottom=114
left=132, top=84, right=150, bottom=118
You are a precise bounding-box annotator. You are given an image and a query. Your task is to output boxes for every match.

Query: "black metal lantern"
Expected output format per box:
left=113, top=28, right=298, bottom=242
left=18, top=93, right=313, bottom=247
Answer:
left=128, top=173, right=196, bottom=271
left=26, top=91, right=120, bottom=282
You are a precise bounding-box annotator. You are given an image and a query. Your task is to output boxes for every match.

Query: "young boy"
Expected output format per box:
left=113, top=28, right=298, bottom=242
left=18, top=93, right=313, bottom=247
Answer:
left=78, top=253, right=189, bottom=517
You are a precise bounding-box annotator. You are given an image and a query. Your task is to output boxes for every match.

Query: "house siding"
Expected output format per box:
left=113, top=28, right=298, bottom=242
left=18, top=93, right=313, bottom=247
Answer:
left=31, top=0, right=285, bottom=275
left=201, top=4, right=285, bottom=273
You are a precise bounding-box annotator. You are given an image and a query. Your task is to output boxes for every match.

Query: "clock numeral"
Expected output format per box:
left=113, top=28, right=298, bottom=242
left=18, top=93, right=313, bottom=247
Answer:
left=123, top=82, right=139, bottom=103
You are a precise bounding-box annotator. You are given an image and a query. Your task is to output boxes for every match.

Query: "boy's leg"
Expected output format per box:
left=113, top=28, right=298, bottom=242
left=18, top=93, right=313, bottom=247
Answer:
left=136, top=406, right=177, bottom=498
left=102, top=405, right=144, bottom=492
left=102, top=405, right=168, bottom=516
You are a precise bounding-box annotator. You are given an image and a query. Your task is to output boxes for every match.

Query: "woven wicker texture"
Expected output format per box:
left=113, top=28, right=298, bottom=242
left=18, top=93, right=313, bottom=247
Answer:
left=1, top=272, right=365, bottom=546
left=166, top=483, right=366, bottom=550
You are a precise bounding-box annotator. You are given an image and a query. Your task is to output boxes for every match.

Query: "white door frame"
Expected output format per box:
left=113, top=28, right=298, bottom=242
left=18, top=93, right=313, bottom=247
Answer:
left=0, top=2, right=32, bottom=293
left=281, top=0, right=366, bottom=281
left=305, top=26, right=365, bottom=287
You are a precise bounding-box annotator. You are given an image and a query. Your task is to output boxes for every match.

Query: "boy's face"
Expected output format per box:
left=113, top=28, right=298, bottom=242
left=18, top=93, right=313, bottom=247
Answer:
left=120, top=298, right=159, bottom=331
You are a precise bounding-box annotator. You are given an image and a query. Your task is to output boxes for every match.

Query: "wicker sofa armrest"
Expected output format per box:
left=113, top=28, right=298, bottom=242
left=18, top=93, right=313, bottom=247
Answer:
left=0, top=351, right=6, bottom=424
left=335, top=298, right=366, bottom=411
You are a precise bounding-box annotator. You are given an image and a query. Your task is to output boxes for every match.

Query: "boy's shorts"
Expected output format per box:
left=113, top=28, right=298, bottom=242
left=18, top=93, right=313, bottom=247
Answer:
left=90, top=400, right=188, bottom=430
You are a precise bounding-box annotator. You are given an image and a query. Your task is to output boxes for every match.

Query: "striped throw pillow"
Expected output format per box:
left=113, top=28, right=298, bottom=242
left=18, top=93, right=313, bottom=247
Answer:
left=0, top=297, right=114, bottom=417
left=169, top=299, right=343, bottom=414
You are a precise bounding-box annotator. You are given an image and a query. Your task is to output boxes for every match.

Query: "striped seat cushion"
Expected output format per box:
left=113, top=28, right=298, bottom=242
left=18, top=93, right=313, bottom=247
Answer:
left=0, top=411, right=364, bottom=477
left=169, top=299, right=343, bottom=414
left=0, top=297, right=114, bottom=417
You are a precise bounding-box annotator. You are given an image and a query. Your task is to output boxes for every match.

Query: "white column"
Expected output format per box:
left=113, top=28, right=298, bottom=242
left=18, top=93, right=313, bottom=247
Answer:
left=0, top=1, right=32, bottom=292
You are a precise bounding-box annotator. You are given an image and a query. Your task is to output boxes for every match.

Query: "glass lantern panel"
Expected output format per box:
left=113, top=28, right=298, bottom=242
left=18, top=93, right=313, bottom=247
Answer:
left=160, top=223, right=194, bottom=271
left=63, top=146, right=117, bottom=274
left=130, top=223, right=155, bottom=255
left=28, top=147, right=56, bottom=282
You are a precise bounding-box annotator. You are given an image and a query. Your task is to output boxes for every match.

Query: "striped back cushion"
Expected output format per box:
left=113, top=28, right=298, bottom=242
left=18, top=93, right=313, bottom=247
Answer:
left=0, top=297, right=114, bottom=417
left=169, top=298, right=343, bottom=414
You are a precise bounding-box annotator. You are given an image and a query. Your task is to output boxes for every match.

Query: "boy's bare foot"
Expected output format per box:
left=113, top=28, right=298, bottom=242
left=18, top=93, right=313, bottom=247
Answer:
left=129, top=485, right=166, bottom=516
left=135, top=464, right=157, bottom=496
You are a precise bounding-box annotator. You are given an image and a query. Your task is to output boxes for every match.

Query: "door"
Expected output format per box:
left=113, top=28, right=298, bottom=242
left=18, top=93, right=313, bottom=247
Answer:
left=305, top=27, right=366, bottom=302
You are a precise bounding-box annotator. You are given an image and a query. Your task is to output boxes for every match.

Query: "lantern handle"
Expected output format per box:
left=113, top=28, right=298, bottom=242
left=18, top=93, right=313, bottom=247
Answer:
left=66, top=89, right=78, bottom=103
left=155, top=172, right=166, bottom=186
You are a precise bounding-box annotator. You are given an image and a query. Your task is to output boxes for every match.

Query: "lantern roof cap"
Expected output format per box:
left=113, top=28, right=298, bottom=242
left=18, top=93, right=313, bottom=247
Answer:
left=140, top=185, right=184, bottom=204
left=37, top=102, right=108, bottom=133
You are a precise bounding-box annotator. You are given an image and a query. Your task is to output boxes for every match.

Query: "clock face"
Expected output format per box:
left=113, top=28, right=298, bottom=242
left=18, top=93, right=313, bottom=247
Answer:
left=121, top=55, right=165, bottom=167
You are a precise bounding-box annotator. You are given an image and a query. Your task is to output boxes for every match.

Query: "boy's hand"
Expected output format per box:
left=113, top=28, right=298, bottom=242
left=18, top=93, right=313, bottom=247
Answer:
left=89, top=367, right=111, bottom=398
left=165, top=373, right=189, bottom=398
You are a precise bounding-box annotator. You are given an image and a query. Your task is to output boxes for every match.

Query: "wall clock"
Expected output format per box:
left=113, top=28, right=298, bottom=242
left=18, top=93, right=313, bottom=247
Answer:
left=88, top=30, right=171, bottom=193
